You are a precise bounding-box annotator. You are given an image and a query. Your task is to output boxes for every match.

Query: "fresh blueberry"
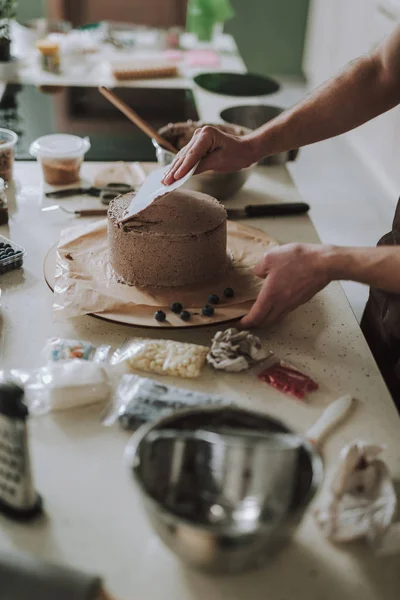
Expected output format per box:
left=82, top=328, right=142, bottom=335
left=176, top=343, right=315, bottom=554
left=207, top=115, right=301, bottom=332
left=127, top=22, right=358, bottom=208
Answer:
left=154, top=310, right=166, bottom=322
left=224, top=287, right=234, bottom=298
left=0, top=242, right=4, bottom=249
left=202, top=304, right=215, bottom=317
left=3, top=244, right=11, bottom=249
left=171, top=301, right=183, bottom=314
left=180, top=310, right=191, bottom=321
left=6, top=249, right=14, bottom=256
left=208, top=293, right=219, bottom=305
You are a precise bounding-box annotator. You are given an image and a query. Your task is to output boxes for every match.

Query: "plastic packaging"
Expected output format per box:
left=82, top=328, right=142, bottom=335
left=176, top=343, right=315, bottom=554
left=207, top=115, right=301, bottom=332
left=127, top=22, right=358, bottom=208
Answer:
left=110, top=338, right=209, bottom=379
left=0, top=128, right=17, bottom=182
left=0, top=360, right=111, bottom=414
left=256, top=358, right=318, bottom=400
left=207, top=328, right=270, bottom=372
left=0, top=178, right=8, bottom=225
left=104, top=373, right=230, bottom=429
left=43, top=337, right=111, bottom=363
left=29, top=134, right=91, bottom=185
left=0, top=234, right=26, bottom=275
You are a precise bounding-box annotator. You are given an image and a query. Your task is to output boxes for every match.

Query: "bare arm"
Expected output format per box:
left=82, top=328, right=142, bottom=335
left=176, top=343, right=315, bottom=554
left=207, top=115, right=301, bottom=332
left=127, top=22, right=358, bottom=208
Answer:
left=163, top=24, right=400, bottom=184
left=248, top=24, right=400, bottom=158
left=241, top=244, right=400, bottom=328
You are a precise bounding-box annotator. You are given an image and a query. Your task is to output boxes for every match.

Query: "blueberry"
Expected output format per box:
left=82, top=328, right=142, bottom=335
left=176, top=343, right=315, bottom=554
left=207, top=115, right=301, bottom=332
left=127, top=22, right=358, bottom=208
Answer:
left=202, top=304, right=215, bottom=317
left=6, top=249, right=14, bottom=256
left=180, top=310, right=191, bottom=321
left=208, top=293, right=219, bottom=305
left=0, top=252, right=6, bottom=260
left=154, top=310, right=166, bottom=322
left=0, top=242, right=4, bottom=249
left=171, top=301, right=183, bottom=314
left=3, top=244, right=11, bottom=249
left=224, top=287, right=234, bottom=299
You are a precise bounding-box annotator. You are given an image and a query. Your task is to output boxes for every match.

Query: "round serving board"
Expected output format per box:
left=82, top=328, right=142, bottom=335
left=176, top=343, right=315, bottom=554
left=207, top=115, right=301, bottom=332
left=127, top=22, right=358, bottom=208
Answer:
left=44, top=244, right=255, bottom=329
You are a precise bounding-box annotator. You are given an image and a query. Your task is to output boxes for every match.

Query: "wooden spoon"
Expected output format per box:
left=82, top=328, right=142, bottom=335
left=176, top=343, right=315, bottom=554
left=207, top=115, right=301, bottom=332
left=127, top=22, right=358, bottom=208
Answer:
left=98, top=86, right=178, bottom=155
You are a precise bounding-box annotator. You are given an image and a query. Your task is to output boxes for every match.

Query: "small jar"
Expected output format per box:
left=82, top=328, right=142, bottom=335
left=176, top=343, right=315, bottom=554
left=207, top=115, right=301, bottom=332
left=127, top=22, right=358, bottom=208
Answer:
left=0, top=178, right=8, bottom=226
left=29, top=134, right=91, bottom=185
left=36, top=39, right=61, bottom=74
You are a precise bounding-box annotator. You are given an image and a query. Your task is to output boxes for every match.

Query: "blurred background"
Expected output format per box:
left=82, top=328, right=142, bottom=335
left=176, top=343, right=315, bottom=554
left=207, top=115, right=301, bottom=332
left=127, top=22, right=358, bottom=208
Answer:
left=17, top=0, right=310, bottom=76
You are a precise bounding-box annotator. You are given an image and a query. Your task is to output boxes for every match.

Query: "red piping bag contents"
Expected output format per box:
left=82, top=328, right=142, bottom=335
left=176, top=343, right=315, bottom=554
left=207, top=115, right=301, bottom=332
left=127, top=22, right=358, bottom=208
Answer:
left=257, top=359, right=318, bottom=400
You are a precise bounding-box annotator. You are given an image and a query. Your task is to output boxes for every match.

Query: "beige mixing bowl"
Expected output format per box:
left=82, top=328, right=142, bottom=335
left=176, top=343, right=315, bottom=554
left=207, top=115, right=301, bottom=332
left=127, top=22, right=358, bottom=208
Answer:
left=153, top=121, right=255, bottom=200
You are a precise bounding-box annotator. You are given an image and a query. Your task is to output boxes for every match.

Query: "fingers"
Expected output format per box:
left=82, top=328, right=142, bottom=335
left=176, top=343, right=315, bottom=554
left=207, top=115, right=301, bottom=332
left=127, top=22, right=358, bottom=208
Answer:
left=162, top=127, right=213, bottom=185
left=240, top=280, right=274, bottom=329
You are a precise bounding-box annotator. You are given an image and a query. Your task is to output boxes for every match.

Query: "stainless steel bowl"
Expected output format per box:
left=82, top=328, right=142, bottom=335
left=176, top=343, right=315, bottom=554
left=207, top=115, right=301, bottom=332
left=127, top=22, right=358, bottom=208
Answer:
left=220, top=105, right=299, bottom=165
left=127, top=406, right=323, bottom=574
left=153, top=121, right=255, bottom=200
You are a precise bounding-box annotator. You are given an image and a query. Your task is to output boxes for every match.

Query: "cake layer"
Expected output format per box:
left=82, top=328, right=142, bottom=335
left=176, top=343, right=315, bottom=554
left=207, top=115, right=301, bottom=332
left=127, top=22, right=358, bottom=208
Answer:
left=108, top=189, right=228, bottom=287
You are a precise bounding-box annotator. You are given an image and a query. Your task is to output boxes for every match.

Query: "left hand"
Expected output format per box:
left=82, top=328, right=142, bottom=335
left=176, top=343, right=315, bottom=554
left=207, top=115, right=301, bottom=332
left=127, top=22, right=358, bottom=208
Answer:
left=240, top=243, right=335, bottom=328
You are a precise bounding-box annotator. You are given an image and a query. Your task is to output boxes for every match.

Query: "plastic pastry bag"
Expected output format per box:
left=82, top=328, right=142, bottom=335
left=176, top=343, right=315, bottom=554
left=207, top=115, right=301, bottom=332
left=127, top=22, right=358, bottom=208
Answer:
left=207, top=328, right=271, bottom=372
left=43, top=337, right=111, bottom=363
left=255, top=356, right=318, bottom=400
left=0, top=360, right=111, bottom=414
left=110, top=338, right=209, bottom=379
left=103, top=373, right=231, bottom=429
left=314, top=442, right=400, bottom=555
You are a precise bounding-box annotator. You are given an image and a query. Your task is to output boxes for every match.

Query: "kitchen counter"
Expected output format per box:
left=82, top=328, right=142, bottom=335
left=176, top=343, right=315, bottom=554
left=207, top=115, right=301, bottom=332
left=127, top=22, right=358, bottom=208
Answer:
left=0, top=161, right=399, bottom=599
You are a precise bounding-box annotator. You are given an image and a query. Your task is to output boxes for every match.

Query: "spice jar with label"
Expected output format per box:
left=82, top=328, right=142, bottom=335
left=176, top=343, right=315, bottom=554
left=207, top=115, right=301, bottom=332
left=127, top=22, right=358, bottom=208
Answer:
left=36, top=39, right=61, bottom=74
left=0, top=179, right=8, bottom=226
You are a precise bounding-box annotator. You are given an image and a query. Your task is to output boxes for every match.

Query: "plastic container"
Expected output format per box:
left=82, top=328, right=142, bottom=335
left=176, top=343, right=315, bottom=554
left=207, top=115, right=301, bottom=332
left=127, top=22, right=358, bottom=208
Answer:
left=0, top=179, right=8, bottom=226
left=0, top=234, right=26, bottom=275
left=29, top=134, right=90, bottom=185
left=0, top=129, right=18, bottom=182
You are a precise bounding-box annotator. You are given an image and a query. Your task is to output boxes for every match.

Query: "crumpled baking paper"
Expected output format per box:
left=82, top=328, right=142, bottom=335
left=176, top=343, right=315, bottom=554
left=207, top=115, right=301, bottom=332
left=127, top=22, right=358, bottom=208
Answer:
left=51, top=219, right=276, bottom=321
left=314, top=442, right=400, bottom=555
left=207, top=328, right=270, bottom=372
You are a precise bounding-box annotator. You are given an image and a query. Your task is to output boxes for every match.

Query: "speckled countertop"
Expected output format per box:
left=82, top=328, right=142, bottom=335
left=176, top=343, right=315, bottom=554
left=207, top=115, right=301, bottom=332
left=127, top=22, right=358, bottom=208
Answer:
left=0, top=162, right=399, bottom=600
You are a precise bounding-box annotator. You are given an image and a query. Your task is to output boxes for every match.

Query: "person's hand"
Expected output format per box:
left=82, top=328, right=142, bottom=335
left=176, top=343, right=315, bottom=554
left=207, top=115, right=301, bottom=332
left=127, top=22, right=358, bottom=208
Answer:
left=240, top=243, right=335, bottom=328
left=162, top=126, right=256, bottom=185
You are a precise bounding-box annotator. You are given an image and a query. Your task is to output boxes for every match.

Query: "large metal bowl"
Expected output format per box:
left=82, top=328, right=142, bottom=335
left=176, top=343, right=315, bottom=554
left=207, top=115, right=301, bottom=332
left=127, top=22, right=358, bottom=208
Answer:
left=153, top=121, right=255, bottom=200
left=220, top=105, right=299, bottom=165
left=127, top=406, right=323, bottom=574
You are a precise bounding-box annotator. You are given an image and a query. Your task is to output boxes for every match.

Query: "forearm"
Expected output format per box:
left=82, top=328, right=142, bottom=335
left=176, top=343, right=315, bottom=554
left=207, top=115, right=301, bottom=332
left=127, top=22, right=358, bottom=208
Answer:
left=326, top=245, right=400, bottom=293
left=247, top=41, right=400, bottom=160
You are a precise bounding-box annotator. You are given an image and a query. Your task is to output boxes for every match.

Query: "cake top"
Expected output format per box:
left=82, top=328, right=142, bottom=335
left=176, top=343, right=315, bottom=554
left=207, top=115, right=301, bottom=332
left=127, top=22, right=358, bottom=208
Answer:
left=108, top=189, right=226, bottom=235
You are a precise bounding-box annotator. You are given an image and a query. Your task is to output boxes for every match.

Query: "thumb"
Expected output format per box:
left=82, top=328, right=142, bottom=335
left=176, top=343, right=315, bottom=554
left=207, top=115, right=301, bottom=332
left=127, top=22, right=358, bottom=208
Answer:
left=253, top=255, right=269, bottom=278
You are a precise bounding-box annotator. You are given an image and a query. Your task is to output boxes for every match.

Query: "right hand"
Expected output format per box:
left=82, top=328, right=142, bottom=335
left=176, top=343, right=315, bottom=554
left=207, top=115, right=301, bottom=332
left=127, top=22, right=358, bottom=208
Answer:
left=161, top=125, right=256, bottom=185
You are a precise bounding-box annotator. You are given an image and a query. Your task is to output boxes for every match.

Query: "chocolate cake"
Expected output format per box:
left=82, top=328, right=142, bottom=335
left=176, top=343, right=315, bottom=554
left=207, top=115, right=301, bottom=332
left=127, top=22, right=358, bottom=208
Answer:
left=108, top=189, right=228, bottom=287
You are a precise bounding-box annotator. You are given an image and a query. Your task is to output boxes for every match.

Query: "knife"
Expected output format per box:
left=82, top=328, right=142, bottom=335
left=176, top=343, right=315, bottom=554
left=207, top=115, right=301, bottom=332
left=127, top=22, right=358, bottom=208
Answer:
left=226, top=202, right=310, bottom=219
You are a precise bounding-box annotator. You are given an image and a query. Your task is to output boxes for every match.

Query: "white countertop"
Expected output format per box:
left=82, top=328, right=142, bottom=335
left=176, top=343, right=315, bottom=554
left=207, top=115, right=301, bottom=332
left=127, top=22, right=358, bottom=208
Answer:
left=0, top=161, right=399, bottom=599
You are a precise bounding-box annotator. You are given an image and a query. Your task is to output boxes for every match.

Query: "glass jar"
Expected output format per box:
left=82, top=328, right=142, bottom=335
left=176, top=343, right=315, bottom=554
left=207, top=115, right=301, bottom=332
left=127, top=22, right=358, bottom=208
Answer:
left=0, top=178, right=8, bottom=226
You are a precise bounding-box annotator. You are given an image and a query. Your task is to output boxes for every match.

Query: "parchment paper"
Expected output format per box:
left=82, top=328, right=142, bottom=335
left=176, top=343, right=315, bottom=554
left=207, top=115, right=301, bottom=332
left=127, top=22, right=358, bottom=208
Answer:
left=52, top=219, right=277, bottom=321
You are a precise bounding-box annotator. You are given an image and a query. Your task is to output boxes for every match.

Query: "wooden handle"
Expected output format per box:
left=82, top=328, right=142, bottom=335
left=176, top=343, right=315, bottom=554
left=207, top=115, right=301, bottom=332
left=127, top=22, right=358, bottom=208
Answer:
left=77, top=209, right=109, bottom=217
left=306, top=395, right=355, bottom=448
left=98, top=86, right=178, bottom=155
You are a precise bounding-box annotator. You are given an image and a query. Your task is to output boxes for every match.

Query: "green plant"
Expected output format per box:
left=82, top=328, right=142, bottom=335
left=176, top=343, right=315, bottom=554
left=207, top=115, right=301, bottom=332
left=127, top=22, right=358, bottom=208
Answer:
left=0, top=0, right=17, bottom=39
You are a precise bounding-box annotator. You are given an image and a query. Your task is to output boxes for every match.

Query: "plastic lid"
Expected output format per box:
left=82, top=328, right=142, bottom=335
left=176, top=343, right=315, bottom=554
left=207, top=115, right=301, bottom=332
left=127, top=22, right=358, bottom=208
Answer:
left=29, top=134, right=91, bottom=159
left=0, top=178, right=5, bottom=192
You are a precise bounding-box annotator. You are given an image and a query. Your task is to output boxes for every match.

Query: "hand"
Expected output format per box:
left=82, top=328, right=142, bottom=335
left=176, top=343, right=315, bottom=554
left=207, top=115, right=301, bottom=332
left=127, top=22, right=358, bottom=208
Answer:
left=240, top=243, right=335, bottom=328
left=162, top=125, right=256, bottom=185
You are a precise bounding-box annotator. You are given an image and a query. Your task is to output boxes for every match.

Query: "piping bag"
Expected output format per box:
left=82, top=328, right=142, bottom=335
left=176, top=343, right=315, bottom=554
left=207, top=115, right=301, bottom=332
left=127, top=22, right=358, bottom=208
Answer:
left=311, top=397, right=400, bottom=555
left=118, top=161, right=200, bottom=224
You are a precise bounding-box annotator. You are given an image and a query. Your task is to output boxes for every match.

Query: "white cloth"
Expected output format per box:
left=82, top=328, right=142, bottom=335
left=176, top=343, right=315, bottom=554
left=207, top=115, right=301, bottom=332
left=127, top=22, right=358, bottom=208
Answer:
left=314, top=442, right=400, bottom=554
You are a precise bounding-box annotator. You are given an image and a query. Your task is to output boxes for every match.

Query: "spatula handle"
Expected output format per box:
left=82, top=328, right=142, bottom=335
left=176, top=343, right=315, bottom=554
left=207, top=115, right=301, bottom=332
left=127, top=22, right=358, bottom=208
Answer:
left=98, top=86, right=178, bottom=155
left=306, top=395, right=355, bottom=448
